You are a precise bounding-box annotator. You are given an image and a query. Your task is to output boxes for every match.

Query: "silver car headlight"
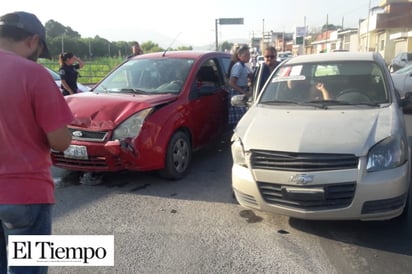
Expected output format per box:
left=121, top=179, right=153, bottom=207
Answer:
left=231, top=134, right=247, bottom=167
left=112, top=108, right=153, bottom=140
left=366, top=135, right=407, bottom=172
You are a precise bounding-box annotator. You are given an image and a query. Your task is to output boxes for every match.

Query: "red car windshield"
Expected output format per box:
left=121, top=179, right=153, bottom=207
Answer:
left=94, top=58, right=194, bottom=94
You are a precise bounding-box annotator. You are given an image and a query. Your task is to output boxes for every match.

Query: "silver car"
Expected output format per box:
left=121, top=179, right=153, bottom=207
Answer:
left=389, top=52, right=412, bottom=73
left=391, top=63, right=412, bottom=98
left=231, top=52, right=411, bottom=221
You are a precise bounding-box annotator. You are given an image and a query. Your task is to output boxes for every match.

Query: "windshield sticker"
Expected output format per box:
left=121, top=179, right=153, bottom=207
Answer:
left=271, top=75, right=306, bottom=82
left=290, top=65, right=303, bottom=76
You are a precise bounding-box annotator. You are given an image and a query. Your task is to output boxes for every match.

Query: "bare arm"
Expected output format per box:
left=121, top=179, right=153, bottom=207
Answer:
left=229, top=77, right=251, bottom=96
left=315, top=82, right=331, bottom=100
left=74, top=56, right=84, bottom=68
left=47, top=126, right=72, bottom=151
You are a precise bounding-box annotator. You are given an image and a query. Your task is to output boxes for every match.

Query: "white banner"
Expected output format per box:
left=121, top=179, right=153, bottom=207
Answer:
left=8, top=235, right=114, bottom=266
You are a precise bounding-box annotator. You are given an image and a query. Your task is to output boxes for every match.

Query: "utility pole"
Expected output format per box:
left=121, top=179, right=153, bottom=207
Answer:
left=89, top=40, right=93, bottom=58
left=366, top=0, right=371, bottom=52
left=61, top=35, right=64, bottom=53
left=215, top=19, right=219, bottom=51
left=262, top=19, right=265, bottom=43
left=325, top=14, right=328, bottom=52
left=303, top=16, right=306, bottom=52
left=61, top=30, right=67, bottom=53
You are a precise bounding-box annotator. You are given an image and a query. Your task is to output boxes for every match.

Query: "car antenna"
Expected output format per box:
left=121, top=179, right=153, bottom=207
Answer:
left=162, top=32, right=182, bottom=57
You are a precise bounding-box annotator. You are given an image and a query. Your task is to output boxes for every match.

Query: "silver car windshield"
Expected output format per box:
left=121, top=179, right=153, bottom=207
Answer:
left=259, top=61, right=389, bottom=107
left=94, top=58, right=194, bottom=94
left=393, top=64, right=412, bottom=74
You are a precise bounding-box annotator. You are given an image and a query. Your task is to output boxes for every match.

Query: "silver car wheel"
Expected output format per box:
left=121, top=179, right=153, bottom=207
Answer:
left=171, top=137, right=190, bottom=173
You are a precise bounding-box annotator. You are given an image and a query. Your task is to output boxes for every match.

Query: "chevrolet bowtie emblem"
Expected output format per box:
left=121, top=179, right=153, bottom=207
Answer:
left=289, top=174, right=314, bottom=185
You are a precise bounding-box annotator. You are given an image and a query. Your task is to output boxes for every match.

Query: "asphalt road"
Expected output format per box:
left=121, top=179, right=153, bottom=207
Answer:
left=48, top=115, right=412, bottom=274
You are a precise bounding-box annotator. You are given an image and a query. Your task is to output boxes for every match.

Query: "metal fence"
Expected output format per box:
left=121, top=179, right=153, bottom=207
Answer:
left=40, top=59, right=123, bottom=85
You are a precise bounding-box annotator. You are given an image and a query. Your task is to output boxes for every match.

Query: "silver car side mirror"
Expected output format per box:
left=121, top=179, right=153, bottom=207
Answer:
left=231, top=94, right=247, bottom=107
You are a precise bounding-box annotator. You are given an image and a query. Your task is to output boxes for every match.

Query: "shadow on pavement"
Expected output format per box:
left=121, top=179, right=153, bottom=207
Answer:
left=288, top=187, right=412, bottom=257
left=52, top=133, right=236, bottom=219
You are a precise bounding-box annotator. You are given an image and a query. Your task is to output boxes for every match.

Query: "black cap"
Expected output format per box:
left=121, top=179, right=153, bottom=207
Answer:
left=0, top=11, right=51, bottom=59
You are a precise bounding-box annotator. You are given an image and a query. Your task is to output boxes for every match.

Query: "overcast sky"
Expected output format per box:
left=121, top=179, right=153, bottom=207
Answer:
left=2, top=0, right=381, bottom=48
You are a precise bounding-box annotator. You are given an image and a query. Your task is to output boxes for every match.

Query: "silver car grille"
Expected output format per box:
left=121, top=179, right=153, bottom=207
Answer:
left=258, top=182, right=356, bottom=210
left=250, top=150, right=359, bottom=171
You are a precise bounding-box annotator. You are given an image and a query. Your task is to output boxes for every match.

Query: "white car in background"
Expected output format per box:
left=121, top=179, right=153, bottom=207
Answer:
left=44, top=66, right=90, bottom=93
left=257, top=55, right=264, bottom=65
left=277, top=51, right=293, bottom=62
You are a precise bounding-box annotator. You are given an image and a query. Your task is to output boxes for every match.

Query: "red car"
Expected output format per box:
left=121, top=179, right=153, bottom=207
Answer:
left=51, top=51, right=231, bottom=179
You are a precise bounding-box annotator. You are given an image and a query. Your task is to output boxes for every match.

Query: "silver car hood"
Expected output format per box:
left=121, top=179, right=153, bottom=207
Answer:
left=236, top=105, right=398, bottom=156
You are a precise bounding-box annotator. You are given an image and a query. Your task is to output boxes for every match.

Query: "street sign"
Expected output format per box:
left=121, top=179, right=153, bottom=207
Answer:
left=295, top=26, right=307, bottom=37
left=296, top=36, right=304, bottom=45
left=215, top=17, right=244, bottom=51
left=219, top=18, right=244, bottom=25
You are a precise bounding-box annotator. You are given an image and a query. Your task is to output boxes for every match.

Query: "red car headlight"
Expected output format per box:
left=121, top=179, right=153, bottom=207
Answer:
left=112, top=108, right=153, bottom=140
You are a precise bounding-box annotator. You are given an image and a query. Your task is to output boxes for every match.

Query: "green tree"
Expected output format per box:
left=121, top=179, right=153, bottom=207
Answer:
left=92, top=36, right=112, bottom=57
left=140, top=41, right=163, bottom=53
left=176, top=46, right=193, bottom=51
left=43, top=19, right=194, bottom=59
left=321, top=24, right=340, bottom=32
left=221, top=41, right=233, bottom=52
left=64, top=26, right=81, bottom=39
left=114, top=41, right=130, bottom=58
left=45, top=20, right=81, bottom=39
left=45, top=20, right=65, bottom=38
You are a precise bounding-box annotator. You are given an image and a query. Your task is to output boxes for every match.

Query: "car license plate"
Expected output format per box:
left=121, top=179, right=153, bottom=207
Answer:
left=63, top=145, right=88, bottom=160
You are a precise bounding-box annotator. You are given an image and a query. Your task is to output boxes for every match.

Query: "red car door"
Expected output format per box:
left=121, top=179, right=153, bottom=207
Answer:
left=186, top=60, right=228, bottom=147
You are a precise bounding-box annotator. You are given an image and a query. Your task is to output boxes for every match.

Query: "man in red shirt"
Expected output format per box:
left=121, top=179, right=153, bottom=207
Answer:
left=0, top=11, right=74, bottom=274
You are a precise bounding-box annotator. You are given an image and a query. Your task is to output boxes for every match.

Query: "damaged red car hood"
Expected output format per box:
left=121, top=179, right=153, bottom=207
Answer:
left=66, top=92, right=178, bottom=130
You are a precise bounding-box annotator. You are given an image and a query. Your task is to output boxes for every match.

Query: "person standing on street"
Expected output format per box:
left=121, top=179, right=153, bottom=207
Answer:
left=0, top=11, right=73, bottom=274
left=263, top=46, right=280, bottom=73
left=127, top=41, right=144, bottom=59
left=228, top=45, right=253, bottom=129
left=259, top=46, right=281, bottom=88
left=58, top=52, right=84, bottom=96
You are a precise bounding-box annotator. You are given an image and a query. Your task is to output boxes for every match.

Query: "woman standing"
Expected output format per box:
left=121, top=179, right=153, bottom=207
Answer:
left=58, top=52, right=84, bottom=96
left=228, top=45, right=252, bottom=129
left=127, top=41, right=144, bottom=59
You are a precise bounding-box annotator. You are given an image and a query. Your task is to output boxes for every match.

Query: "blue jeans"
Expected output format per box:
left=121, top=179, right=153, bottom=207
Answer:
left=0, top=204, right=52, bottom=274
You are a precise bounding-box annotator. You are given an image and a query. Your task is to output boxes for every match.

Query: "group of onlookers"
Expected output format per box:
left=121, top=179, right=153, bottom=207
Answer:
left=227, top=45, right=281, bottom=128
